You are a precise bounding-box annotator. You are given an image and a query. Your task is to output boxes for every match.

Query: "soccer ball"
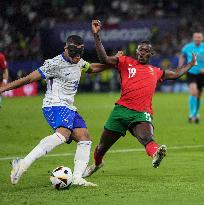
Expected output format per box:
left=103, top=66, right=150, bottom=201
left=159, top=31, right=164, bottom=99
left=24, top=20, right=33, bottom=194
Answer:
left=50, top=166, right=73, bottom=190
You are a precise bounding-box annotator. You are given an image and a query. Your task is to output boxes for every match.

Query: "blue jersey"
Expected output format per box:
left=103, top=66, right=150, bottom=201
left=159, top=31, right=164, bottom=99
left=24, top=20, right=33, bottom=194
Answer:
left=182, top=42, right=204, bottom=74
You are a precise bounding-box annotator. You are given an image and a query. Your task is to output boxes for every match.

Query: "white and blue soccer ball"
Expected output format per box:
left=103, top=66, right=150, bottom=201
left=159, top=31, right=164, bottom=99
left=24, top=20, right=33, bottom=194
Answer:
left=50, top=166, right=72, bottom=190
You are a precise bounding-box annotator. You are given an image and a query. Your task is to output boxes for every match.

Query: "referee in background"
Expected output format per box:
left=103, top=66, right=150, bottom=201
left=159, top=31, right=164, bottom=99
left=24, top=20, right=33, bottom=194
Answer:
left=179, top=32, right=204, bottom=123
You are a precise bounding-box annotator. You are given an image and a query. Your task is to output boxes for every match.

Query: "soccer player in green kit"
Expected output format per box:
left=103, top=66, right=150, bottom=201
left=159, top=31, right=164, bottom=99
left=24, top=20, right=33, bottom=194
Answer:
left=83, top=20, right=197, bottom=177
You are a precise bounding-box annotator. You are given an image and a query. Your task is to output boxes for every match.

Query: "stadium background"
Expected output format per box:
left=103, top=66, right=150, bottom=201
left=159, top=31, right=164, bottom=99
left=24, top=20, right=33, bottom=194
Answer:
left=1, top=1, right=204, bottom=205
left=1, top=0, right=203, bottom=94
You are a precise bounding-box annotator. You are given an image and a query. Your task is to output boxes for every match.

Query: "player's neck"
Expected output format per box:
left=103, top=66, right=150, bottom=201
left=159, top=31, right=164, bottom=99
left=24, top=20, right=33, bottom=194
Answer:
left=62, top=52, right=73, bottom=63
left=194, top=42, right=201, bottom=47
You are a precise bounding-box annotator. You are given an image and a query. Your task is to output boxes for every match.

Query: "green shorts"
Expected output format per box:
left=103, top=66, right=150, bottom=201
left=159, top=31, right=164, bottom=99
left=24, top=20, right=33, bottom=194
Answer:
left=104, top=104, right=152, bottom=136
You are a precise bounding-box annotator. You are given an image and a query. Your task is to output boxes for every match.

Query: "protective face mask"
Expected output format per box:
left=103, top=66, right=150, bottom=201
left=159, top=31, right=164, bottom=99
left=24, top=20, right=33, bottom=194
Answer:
left=67, top=44, right=84, bottom=58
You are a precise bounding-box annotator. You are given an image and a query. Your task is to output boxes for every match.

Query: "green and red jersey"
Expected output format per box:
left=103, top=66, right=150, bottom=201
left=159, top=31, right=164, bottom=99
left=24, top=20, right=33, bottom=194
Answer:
left=116, top=56, right=164, bottom=115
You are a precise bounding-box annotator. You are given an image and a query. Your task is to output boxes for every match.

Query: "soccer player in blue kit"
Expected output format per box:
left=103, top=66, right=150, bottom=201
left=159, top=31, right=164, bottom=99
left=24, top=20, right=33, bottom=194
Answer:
left=179, top=32, right=204, bottom=123
left=0, top=35, right=107, bottom=187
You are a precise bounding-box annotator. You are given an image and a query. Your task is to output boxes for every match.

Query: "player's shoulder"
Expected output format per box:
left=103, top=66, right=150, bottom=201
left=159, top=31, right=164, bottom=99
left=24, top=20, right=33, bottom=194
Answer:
left=44, top=54, right=62, bottom=66
left=77, top=58, right=91, bottom=72
left=78, top=58, right=86, bottom=65
left=51, top=54, right=63, bottom=64
left=119, top=55, right=138, bottom=64
left=147, top=64, right=161, bottom=70
left=148, top=64, right=163, bottom=71
left=183, top=42, right=194, bottom=50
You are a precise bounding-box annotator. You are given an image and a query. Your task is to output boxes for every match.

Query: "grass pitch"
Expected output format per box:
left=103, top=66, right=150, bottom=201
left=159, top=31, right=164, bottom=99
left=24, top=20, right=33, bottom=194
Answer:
left=0, top=93, right=204, bottom=205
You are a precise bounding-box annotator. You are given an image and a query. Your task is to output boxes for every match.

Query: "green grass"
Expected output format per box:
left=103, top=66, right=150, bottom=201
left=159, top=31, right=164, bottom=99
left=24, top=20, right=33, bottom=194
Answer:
left=0, top=93, right=204, bottom=205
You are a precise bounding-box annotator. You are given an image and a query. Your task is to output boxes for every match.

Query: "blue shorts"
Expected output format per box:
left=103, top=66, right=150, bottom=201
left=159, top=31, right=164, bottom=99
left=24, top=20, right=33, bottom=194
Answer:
left=42, top=106, right=87, bottom=132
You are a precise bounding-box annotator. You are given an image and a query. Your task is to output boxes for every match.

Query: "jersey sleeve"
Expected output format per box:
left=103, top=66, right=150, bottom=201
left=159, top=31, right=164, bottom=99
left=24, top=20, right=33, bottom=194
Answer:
left=37, top=59, right=58, bottom=79
left=0, top=54, right=7, bottom=70
left=155, top=67, right=164, bottom=81
left=79, top=59, right=91, bottom=73
left=117, top=56, right=126, bottom=71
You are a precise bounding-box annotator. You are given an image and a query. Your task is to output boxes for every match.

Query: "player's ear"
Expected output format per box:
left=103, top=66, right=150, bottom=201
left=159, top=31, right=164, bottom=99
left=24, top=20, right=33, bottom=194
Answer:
left=151, top=49, right=156, bottom=56
left=136, top=45, right=140, bottom=55
left=136, top=48, right=139, bottom=55
left=64, top=43, right=68, bottom=50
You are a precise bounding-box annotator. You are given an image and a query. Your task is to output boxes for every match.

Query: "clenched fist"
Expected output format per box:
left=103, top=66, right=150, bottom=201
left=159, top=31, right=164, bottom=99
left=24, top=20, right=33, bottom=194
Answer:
left=92, top=20, right=102, bottom=34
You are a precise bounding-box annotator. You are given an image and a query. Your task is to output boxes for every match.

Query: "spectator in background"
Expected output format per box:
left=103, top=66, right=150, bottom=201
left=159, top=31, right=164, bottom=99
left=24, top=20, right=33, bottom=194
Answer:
left=179, top=32, right=204, bottom=123
left=0, top=51, right=9, bottom=107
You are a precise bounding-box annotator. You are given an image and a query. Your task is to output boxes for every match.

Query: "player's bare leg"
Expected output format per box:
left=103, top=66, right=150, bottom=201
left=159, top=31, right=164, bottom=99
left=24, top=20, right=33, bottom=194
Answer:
left=83, top=129, right=121, bottom=177
left=129, top=122, right=167, bottom=168
left=188, top=82, right=199, bottom=123
left=194, top=89, right=202, bottom=123
left=71, top=128, right=97, bottom=186
left=10, top=127, right=70, bottom=185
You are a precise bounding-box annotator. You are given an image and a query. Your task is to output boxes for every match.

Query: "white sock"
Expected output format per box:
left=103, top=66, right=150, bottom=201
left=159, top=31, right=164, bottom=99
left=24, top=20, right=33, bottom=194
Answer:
left=73, top=141, right=92, bottom=179
left=23, top=132, right=66, bottom=170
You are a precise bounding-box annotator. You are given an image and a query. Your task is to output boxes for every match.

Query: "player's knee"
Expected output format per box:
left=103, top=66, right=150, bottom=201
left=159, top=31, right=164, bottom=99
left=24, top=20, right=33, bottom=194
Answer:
left=56, top=127, right=71, bottom=140
left=189, top=86, right=198, bottom=96
left=74, top=132, right=92, bottom=142
left=70, top=128, right=92, bottom=142
left=78, top=135, right=92, bottom=141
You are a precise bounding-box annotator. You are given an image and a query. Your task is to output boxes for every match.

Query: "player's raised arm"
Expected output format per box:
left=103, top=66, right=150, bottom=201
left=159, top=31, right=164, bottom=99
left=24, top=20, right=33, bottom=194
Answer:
left=0, top=70, right=41, bottom=94
left=87, top=63, right=110, bottom=73
left=2, top=67, right=9, bottom=84
left=92, top=20, right=118, bottom=66
left=178, top=53, right=186, bottom=67
left=81, top=62, right=114, bottom=73
left=163, top=53, right=197, bottom=80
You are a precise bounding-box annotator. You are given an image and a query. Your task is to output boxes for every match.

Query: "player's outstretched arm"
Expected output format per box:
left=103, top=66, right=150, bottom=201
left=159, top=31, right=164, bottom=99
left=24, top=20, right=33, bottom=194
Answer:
left=92, top=20, right=118, bottom=66
left=178, top=54, right=185, bottom=67
left=87, top=63, right=110, bottom=73
left=163, top=53, right=197, bottom=80
left=0, top=70, right=41, bottom=94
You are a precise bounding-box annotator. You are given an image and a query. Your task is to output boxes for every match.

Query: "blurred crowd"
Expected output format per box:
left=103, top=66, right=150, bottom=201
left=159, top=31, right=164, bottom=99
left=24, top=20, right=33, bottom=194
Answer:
left=1, top=0, right=204, bottom=60
left=1, top=0, right=204, bottom=92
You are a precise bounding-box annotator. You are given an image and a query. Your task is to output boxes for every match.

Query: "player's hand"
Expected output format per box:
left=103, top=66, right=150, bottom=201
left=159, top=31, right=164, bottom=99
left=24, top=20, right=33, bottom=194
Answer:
left=0, top=86, right=5, bottom=94
left=2, top=79, right=7, bottom=86
left=116, top=51, right=124, bottom=57
left=92, top=20, right=101, bottom=34
left=190, top=53, right=197, bottom=66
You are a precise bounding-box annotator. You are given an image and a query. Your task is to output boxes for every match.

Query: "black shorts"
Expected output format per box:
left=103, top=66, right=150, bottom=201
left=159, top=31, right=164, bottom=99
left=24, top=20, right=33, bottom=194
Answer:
left=187, top=73, right=204, bottom=91
left=0, top=69, right=3, bottom=82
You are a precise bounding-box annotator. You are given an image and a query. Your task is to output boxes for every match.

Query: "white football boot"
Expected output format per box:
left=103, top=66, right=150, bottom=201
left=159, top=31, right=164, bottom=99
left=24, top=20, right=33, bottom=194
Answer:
left=72, top=177, right=97, bottom=187
left=152, top=145, right=167, bottom=168
left=10, top=158, right=27, bottom=185
left=83, top=161, right=104, bottom=178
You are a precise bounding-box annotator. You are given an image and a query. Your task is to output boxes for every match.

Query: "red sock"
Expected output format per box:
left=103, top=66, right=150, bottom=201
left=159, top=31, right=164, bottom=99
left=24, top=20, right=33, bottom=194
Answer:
left=146, top=141, right=159, bottom=157
left=94, top=148, right=103, bottom=166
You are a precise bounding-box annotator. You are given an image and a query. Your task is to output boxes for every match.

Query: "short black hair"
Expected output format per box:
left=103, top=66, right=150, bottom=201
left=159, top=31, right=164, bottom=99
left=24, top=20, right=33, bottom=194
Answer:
left=66, top=35, right=84, bottom=45
left=139, top=40, right=151, bottom=45
left=138, top=40, right=155, bottom=55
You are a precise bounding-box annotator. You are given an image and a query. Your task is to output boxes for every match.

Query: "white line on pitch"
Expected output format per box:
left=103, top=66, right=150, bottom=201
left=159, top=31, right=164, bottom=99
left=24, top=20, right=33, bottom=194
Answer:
left=0, top=144, right=203, bottom=161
